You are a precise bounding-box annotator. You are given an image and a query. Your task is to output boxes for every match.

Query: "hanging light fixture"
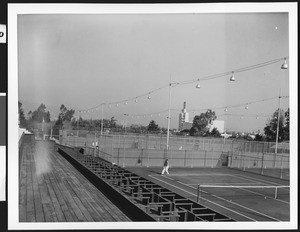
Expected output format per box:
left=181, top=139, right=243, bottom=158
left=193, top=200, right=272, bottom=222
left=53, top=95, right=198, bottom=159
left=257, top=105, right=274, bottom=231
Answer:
left=281, top=57, right=288, bottom=69
left=245, top=104, right=249, bottom=110
left=147, top=95, right=151, bottom=100
left=230, top=71, right=235, bottom=82
left=135, top=98, right=138, bottom=103
left=196, top=79, right=201, bottom=88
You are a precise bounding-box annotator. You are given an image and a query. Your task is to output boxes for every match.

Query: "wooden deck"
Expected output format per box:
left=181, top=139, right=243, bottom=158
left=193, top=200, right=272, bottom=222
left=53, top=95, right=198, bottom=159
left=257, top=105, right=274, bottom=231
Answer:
left=19, top=138, right=130, bottom=222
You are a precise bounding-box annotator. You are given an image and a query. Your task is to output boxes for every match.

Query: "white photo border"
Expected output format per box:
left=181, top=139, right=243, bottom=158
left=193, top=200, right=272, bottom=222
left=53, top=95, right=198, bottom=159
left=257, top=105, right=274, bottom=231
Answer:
left=8, top=3, right=298, bottom=230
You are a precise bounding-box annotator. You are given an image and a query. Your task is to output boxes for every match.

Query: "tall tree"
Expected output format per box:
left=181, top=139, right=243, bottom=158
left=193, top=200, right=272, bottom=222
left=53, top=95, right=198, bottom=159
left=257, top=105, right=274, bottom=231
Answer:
left=190, top=109, right=217, bottom=136
left=30, top=104, right=51, bottom=122
left=147, top=120, right=159, bottom=132
left=55, top=104, right=75, bottom=130
left=263, top=109, right=285, bottom=142
left=110, top=117, right=117, bottom=128
left=18, top=101, right=26, bottom=127
left=254, top=133, right=264, bottom=141
left=209, top=127, right=221, bottom=137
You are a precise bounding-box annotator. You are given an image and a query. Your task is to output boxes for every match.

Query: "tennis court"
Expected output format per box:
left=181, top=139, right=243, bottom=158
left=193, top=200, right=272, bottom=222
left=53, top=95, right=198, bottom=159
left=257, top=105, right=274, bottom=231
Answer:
left=127, top=167, right=290, bottom=222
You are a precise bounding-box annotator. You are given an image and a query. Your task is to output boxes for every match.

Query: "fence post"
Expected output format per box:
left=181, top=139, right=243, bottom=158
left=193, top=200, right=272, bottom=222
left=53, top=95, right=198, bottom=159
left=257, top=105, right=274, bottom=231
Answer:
left=147, top=149, right=149, bottom=168
left=111, top=135, right=114, bottom=164
left=170, top=149, right=172, bottom=168
left=146, top=135, right=149, bottom=150
left=141, top=149, right=143, bottom=166
left=260, top=153, right=265, bottom=175
left=243, top=153, right=246, bottom=171
left=123, top=135, right=125, bottom=167
left=280, top=154, right=283, bottom=179
left=117, top=148, right=120, bottom=166
left=211, top=148, right=213, bottom=168
left=191, top=150, right=194, bottom=168
left=184, top=150, right=187, bottom=167
left=273, top=152, right=277, bottom=168
left=204, top=150, right=207, bottom=167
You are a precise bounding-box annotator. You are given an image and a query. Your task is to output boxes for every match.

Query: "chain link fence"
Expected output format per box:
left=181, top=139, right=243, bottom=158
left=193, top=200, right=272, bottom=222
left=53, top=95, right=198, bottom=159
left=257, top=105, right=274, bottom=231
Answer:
left=59, top=130, right=290, bottom=180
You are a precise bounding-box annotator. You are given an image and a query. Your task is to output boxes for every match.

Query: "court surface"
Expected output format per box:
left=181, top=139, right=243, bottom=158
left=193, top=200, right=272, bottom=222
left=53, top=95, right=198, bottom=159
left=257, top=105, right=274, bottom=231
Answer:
left=127, top=167, right=290, bottom=222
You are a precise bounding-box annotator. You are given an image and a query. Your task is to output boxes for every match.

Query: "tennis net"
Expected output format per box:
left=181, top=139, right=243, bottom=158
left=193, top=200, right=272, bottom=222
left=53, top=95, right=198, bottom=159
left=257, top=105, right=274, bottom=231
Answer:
left=196, top=184, right=290, bottom=202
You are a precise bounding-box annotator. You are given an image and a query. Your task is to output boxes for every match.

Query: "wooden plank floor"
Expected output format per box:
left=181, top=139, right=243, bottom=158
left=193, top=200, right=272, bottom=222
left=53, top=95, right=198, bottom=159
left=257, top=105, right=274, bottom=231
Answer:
left=19, top=139, right=130, bottom=222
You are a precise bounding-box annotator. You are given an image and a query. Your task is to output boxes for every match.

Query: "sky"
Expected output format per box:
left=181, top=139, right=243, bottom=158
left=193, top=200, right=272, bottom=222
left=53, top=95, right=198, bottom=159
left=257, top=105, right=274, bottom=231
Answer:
left=18, top=11, right=290, bottom=132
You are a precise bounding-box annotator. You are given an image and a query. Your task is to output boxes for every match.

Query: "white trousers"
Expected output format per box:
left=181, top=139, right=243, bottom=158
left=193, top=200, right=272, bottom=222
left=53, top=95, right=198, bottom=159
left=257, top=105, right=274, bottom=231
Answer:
left=161, top=165, right=169, bottom=175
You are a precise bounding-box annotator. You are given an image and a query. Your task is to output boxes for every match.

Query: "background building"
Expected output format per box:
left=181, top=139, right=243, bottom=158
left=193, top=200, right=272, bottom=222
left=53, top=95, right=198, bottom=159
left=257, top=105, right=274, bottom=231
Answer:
left=178, top=102, right=193, bottom=131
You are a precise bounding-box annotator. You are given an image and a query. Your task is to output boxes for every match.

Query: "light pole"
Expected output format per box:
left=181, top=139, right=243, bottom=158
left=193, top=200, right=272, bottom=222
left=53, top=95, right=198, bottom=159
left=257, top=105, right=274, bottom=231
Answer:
left=100, top=104, right=104, bottom=136
left=166, top=83, right=172, bottom=150
left=124, top=114, right=128, bottom=134
left=166, top=79, right=179, bottom=150
left=42, top=117, right=45, bottom=140
left=77, top=112, right=79, bottom=137
left=275, top=89, right=282, bottom=154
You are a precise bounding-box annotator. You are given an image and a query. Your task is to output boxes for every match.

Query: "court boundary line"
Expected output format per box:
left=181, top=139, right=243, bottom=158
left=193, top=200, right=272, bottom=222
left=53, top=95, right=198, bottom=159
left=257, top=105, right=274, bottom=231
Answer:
left=160, top=172, right=289, bottom=190
left=149, top=174, right=283, bottom=222
left=161, top=172, right=289, bottom=186
left=149, top=175, right=258, bottom=221
left=168, top=174, right=290, bottom=205
left=160, top=172, right=289, bottom=187
left=161, top=173, right=235, bottom=176
left=188, top=182, right=270, bottom=186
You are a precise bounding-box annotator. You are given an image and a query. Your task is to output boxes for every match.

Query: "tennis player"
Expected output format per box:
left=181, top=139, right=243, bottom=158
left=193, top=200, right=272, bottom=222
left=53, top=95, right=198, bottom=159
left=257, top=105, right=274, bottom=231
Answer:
left=161, top=158, right=170, bottom=175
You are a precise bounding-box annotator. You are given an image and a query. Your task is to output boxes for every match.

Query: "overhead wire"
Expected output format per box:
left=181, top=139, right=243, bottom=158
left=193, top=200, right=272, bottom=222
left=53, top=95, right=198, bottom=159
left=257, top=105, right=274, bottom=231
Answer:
left=78, top=56, right=288, bottom=112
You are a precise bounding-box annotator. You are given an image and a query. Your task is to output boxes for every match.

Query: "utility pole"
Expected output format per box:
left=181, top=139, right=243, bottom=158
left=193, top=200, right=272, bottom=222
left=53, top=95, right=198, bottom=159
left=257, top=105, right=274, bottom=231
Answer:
left=166, top=76, right=172, bottom=150
left=124, top=114, right=128, bottom=134
left=275, top=88, right=282, bottom=154
left=100, top=104, right=104, bottom=135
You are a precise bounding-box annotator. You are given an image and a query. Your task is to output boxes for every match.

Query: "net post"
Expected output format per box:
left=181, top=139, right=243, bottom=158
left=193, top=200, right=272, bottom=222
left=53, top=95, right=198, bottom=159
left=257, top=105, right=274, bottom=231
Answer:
left=275, top=187, right=278, bottom=199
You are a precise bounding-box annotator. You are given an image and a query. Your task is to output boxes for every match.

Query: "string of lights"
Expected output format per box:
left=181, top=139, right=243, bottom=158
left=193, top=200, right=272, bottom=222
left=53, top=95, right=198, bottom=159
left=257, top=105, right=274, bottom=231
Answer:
left=84, top=95, right=289, bottom=119
left=78, top=56, right=288, bottom=113
left=218, top=114, right=269, bottom=118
